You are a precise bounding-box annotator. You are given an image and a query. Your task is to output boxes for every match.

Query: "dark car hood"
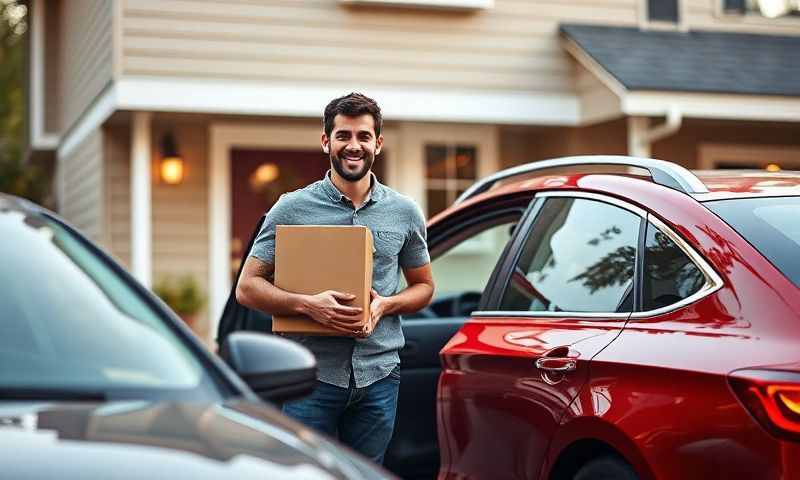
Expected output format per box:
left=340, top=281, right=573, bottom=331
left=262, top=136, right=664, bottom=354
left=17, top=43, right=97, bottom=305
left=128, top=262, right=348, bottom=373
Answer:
left=0, top=400, right=388, bottom=479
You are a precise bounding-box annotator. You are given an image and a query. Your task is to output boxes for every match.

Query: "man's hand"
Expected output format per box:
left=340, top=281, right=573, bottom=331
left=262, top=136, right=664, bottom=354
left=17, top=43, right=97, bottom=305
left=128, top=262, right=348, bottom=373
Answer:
left=302, top=290, right=364, bottom=334
left=370, top=289, right=394, bottom=326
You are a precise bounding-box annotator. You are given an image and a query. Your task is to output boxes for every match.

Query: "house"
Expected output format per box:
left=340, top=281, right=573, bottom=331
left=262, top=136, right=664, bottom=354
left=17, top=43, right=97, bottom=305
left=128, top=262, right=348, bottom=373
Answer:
left=26, top=0, right=800, bottom=341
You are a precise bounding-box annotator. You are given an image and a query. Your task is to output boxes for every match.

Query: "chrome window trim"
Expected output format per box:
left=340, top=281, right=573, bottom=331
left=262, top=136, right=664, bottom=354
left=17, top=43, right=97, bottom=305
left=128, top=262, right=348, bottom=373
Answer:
left=628, top=215, right=724, bottom=319
left=474, top=191, right=724, bottom=320
left=535, top=190, right=648, bottom=218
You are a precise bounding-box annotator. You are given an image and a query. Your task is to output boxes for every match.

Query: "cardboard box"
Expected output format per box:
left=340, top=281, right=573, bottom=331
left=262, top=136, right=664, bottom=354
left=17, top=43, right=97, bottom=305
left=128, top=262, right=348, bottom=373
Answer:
left=273, top=225, right=374, bottom=336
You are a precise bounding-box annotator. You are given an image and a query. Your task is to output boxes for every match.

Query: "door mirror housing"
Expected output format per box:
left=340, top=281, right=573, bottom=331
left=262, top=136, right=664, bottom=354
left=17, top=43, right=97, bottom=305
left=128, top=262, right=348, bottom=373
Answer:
left=220, top=332, right=317, bottom=403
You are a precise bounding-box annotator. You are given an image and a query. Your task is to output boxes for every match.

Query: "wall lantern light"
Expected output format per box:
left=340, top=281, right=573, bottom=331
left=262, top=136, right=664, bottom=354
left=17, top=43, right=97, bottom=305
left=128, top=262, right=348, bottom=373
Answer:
left=249, top=163, right=281, bottom=192
left=160, top=133, right=184, bottom=185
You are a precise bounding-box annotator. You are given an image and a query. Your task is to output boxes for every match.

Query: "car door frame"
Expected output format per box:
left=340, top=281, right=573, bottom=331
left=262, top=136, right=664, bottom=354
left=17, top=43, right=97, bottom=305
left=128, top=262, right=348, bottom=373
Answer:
left=436, top=190, right=648, bottom=480
left=385, top=192, right=535, bottom=479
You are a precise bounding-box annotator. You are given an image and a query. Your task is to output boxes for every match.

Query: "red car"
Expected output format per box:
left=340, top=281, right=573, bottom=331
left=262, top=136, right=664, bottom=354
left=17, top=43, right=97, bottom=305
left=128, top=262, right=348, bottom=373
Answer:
left=381, top=156, right=800, bottom=480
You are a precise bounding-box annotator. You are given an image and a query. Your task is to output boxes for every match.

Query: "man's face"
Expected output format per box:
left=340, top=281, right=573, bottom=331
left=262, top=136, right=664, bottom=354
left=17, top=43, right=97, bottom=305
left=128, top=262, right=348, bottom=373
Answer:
left=322, top=114, right=383, bottom=182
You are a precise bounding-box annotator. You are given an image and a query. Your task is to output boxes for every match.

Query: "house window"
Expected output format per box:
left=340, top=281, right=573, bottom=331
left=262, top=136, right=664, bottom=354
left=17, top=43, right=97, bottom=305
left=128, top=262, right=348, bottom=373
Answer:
left=698, top=144, right=800, bottom=172
left=722, top=0, right=747, bottom=13
left=648, top=0, right=680, bottom=23
left=425, top=144, right=477, bottom=217
left=722, top=0, right=800, bottom=17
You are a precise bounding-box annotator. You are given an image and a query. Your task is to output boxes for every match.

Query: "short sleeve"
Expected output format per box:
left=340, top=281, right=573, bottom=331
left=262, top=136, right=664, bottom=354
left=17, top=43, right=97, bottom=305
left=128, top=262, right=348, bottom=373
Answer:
left=399, top=202, right=430, bottom=269
left=249, top=194, right=293, bottom=264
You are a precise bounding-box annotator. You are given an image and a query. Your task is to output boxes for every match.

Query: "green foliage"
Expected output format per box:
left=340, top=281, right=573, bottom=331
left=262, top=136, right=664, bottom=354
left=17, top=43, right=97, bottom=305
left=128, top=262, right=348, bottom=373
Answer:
left=0, top=1, right=50, bottom=204
left=153, top=275, right=207, bottom=316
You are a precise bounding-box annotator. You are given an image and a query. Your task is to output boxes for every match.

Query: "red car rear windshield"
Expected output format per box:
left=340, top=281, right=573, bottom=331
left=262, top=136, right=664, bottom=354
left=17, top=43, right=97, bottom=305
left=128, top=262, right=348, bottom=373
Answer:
left=706, top=196, right=800, bottom=289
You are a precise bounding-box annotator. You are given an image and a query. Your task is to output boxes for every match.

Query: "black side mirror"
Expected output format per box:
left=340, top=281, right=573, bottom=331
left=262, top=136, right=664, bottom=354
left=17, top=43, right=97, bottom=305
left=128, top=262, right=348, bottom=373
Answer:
left=220, top=332, right=317, bottom=403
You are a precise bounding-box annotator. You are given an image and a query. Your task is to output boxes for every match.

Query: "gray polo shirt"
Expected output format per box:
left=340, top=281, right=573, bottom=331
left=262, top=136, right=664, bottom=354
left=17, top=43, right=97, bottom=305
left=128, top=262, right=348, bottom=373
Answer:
left=249, top=171, right=430, bottom=388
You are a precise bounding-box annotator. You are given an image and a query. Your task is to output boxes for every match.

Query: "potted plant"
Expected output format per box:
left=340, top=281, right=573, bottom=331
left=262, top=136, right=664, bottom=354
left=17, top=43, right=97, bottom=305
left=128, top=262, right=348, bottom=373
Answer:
left=153, top=275, right=206, bottom=331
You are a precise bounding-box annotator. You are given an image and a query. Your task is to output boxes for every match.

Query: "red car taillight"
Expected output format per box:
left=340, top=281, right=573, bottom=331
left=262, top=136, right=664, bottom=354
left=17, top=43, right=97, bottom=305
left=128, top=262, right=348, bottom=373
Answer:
left=729, top=369, right=800, bottom=442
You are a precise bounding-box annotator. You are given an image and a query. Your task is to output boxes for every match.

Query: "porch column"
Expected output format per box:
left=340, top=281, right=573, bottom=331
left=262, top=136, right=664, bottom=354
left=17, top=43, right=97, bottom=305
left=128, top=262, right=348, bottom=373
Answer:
left=131, top=111, right=153, bottom=287
left=627, top=116, right=651, bottom=158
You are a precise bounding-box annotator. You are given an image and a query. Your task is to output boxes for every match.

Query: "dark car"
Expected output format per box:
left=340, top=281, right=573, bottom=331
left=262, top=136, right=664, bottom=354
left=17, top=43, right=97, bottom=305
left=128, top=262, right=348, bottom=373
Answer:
left=0, top=193, right=393, bottom=479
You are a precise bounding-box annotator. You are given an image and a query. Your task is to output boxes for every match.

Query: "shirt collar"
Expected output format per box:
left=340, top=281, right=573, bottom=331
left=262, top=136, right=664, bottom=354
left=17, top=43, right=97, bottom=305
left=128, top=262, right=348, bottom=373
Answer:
left=322, top=170, right=384, bottom=205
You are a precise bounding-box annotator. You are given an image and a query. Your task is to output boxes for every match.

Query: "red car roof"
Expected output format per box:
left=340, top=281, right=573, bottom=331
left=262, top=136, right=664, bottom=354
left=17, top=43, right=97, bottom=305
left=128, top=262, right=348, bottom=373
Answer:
left=430, top=169, right=800, bottom=225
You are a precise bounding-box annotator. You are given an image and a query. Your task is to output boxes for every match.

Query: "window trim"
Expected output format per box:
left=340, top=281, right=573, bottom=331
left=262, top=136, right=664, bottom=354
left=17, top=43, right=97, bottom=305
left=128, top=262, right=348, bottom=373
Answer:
left=628, top=214, right=724, bottom=319
left=715, top=0, right=800, bottom=22
left=476, top=191, right=723, bottom=319
left=639, top=0, right=688, bottom=31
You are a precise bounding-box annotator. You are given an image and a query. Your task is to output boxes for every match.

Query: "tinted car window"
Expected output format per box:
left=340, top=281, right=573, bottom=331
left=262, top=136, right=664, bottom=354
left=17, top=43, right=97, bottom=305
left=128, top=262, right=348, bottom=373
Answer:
left=500, top=198, right=640, bottom=313
left=706, top=197, right=800, bottom=289
left=0, top=208, right=224, bottom=401
left=643, top=222, right=705, bottom=311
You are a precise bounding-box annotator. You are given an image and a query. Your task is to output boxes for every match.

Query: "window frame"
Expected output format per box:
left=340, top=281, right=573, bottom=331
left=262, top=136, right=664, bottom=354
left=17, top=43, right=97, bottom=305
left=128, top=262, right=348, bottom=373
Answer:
left=639, top=0, right=688, bottom=31
left=715, top=0, right=800, bottom=22
left=425, top=143, right=479, bottom=218
left=424, top=192, right=534, bottom=314
left=477, top=191, right=724, bottom=319
left=630, top=214, right=724, bottom=319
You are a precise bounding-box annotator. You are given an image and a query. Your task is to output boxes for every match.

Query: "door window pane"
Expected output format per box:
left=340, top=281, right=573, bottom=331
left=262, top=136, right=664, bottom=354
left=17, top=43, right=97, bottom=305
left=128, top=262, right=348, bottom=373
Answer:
left=405, top=216, right=519, bottom=319
left=642, top=222, right=706, bottom=310
left=500, top=198, right=640, bottom=313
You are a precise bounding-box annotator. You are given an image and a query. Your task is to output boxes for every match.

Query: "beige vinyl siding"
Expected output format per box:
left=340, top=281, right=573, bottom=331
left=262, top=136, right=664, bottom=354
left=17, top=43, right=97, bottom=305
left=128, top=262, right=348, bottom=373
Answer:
left=121, top=0, right=638, bottom=94
left=498, top=118, right=627, bottom=169
left=104, top=122, right=210, bottom=293
left=685, top=0, right=800, bottom=35
left=151, top=123, right=210, bottom=294
left=59, top=0, right=114, bottom=131
left=57, top=129, right=104, bottom=244
left=105, top=125, right=132, bottom=268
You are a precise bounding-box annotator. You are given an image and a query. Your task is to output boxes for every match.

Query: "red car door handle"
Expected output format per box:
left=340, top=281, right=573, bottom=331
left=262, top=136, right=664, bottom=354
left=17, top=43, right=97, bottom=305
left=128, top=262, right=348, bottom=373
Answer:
left=535, top=357, right=577, bottom=373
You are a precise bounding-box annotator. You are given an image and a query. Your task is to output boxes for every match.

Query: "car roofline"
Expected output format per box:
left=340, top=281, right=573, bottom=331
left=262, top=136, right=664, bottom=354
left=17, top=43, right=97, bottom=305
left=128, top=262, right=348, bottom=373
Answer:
left=455, top=155, right=709, bottom=204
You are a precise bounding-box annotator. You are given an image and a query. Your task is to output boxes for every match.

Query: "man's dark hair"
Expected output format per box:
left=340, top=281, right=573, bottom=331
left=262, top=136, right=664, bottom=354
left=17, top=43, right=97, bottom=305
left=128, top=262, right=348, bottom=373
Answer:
left=323, top=93, right=382, bottom=138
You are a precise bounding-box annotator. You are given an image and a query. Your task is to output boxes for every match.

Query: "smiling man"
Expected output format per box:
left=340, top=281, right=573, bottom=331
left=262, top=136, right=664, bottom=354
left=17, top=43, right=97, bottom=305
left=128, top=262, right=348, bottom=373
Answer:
left=235, top=92, right=435, bottom=464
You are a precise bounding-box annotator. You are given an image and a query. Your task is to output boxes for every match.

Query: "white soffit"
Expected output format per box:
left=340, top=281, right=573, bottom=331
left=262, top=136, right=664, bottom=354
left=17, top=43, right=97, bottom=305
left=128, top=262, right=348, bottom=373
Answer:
left=115, top=77, right=580, bottom=126
left=624, top=91, right=800, bottom=122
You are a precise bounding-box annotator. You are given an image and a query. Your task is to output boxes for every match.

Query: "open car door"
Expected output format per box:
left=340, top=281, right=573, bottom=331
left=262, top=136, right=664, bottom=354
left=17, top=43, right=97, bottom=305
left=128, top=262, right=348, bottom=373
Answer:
left=216, top=215, right=273, bottom=347
left=384, top=193, right=535, bottom=479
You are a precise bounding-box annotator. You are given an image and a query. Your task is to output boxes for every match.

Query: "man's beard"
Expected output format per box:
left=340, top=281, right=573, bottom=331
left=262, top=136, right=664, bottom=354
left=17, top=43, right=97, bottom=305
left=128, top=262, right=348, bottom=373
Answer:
left=330, top=150, right=374, bottom=182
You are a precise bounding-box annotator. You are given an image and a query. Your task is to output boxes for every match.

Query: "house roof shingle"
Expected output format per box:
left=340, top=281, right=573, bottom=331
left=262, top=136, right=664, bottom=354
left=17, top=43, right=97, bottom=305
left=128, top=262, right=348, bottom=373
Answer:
left=560, top=24, right=800, bottom=97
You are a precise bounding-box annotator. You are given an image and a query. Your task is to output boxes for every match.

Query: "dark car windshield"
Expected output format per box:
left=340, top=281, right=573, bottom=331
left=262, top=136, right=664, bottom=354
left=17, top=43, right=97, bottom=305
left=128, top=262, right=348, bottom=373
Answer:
left=0, top=205, right=225, bottom=401
left=706, top=196, right=800, bottom=289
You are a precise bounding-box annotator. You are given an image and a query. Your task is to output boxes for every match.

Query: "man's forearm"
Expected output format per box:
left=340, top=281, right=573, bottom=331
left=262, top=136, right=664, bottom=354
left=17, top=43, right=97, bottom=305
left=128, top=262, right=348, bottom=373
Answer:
left=383, top=282, right=434, bottom=316
left=237, top=276, right=310, bottom=316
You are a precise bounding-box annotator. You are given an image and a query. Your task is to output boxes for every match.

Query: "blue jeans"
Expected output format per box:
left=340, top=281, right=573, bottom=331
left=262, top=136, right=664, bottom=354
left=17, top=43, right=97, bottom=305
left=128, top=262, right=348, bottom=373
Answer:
left=282, top=367, right=400, bottom=464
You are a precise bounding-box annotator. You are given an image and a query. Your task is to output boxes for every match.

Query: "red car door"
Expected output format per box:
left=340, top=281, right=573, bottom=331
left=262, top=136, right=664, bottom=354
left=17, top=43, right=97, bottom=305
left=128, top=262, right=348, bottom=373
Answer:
left=438, top=192, right=645, bottom=480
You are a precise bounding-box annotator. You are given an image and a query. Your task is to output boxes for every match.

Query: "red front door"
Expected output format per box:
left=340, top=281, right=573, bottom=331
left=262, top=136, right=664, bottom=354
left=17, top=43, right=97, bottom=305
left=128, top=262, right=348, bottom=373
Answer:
left=230, top=149, right=328, bottom=279
left=230, top=148, right=386, bottom=279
